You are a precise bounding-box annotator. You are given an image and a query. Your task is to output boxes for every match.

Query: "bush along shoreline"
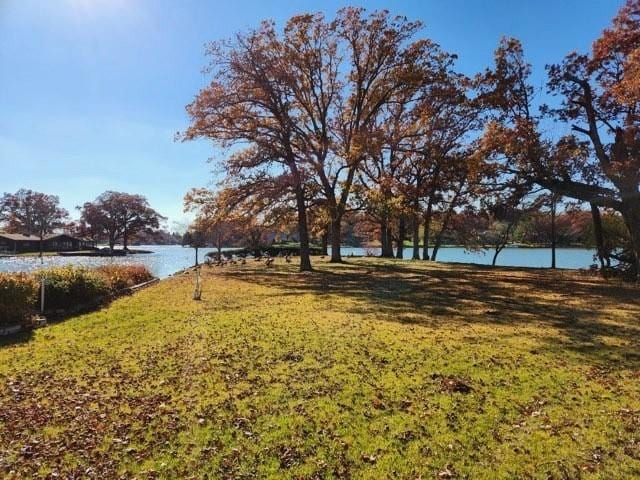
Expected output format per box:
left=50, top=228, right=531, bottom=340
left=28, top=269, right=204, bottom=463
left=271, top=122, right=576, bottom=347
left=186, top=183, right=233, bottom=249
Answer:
left=0, top=265, right=156, bottom=333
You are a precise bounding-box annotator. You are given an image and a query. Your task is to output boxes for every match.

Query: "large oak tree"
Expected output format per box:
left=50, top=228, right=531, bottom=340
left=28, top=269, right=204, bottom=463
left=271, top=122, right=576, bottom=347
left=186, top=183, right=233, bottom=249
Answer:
left=479, top=0, right=640, bottom=279
left=183, top=8, right=448, bottom=266
left=79, top=191, right=164, bottom=254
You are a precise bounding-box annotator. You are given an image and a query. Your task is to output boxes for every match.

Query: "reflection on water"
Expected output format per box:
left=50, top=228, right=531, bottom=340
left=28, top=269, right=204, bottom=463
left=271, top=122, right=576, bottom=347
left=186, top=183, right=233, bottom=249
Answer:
left=0, top=245, right=597, bottom=278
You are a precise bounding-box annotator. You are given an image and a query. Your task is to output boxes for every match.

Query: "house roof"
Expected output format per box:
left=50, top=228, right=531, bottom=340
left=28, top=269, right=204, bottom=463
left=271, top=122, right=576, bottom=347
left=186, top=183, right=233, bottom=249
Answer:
left=0, top=233, right=92, bottom=242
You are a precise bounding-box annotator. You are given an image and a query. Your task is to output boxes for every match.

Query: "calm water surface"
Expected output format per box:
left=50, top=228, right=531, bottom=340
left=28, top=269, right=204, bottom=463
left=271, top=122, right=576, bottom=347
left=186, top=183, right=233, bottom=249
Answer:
left=0, top=245, right=597, bottom=278
left=0, top=246, right=220, bottom=279
left=335, top=246, right=597, bottom=270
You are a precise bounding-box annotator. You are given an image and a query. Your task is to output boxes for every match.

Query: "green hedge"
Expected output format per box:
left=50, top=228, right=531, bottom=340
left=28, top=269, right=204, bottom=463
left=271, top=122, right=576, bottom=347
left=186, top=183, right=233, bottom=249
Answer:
left=0, top=273, right=39, bottom=327
left=0, top=265, right=154, bottom=326
left=33, top=266, right=111, bottom=312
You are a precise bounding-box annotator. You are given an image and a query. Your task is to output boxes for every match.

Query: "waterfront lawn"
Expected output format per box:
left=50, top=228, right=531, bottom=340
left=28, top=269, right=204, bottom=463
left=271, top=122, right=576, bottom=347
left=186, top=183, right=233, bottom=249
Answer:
left=1, top=258, right=639, bottom=479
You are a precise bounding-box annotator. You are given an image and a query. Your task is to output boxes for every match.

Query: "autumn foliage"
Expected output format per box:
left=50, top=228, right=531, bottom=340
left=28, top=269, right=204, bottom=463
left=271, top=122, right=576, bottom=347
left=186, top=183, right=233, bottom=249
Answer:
left=78, top=191, right=165, bottom=253
left=94, top=265, right=155, bottom=292
left=181, top=1, right=640, bottom=279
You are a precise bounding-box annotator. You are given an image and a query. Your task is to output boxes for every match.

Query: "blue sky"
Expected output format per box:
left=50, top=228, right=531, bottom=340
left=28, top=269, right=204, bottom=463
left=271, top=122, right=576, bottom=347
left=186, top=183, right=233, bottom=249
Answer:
left=0, top=0, right=622, bottom=230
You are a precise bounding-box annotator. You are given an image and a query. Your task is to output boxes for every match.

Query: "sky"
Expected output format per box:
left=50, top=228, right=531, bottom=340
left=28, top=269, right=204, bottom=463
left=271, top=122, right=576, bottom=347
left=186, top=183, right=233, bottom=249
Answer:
left=0, top=0, right=623, bottom=231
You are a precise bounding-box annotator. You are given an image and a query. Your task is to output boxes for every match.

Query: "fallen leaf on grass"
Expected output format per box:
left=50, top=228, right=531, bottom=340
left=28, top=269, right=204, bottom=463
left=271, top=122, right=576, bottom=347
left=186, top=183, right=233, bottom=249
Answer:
left=439, top=376, right=472, bottom=394
left=438, top=464, right=457, bottom=478
left=361, top=453, right=377, bottom=464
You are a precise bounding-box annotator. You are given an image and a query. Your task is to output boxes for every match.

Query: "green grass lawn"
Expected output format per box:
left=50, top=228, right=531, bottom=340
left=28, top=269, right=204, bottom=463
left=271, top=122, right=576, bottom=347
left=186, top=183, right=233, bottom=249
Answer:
left=1, top=258, right=639, bottom=479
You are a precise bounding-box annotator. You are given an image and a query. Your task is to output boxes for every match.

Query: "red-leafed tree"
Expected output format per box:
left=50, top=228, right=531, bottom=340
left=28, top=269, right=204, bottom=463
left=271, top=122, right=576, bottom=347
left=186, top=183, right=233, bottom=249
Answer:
left=182, top=8, right=447, bottom=266
left=544, top=0, right=640, bottom=277
left=79, top=191, right=164, bottom=254
left=478, top=0, right=640, bottom=279
left=181, top=21, right=315, bottom=270
left=0, top=189, right=69, bottom=259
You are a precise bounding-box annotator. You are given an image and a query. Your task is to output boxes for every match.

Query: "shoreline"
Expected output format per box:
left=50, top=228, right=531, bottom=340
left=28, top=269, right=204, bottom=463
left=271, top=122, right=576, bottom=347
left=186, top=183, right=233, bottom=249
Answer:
left=368, top=243, right=595, bottom=250
left=0, top=248, right=154, bottom=258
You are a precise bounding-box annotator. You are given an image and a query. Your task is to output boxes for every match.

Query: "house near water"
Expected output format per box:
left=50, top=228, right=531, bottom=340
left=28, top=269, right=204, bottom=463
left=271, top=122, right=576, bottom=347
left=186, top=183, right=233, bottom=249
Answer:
left=0, top=233, right=97, bottom=254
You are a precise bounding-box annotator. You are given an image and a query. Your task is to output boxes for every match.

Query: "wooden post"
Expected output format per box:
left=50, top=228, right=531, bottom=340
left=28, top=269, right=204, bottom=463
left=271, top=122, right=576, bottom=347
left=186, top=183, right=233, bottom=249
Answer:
left=550, top=192, right=557, bottom=269
left=40, top=278, right=46, bottom=314
left=193, top=268, right=202, bottom=300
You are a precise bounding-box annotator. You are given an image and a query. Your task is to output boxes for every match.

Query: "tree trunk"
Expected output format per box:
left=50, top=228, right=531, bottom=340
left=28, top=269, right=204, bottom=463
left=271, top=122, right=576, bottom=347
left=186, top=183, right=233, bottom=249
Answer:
left=431, top=190, right=463, bottom=261
left=550, top=194, right=557, bottom=269
left=194, top=246, right=199, bottom=266
left=590, top=202, right=608, bottom=270
left=492, top=223, right=514, bottom=267
left=321, top=231, right=328, bottom=256
left=492, top=247, right=501, bottom=266
left=330, top=217, right=342, bottom=263
left=431, top=236, right=441, bottom=261
left=621, top=198, right=640, bottom=280
left=294, top=184, right=312, bottom=271
left=380, top=218, right=394, bottom=257
left=422, top=197, right=433, bottom=260
left=412, top=213, right=420, bottom=260
left=411, top=182, right=421, bottom=259
left=430, top=205, right=456, bottom=261
left=396, top=217, right=405, bottom=259
left=39, top=231, right=44, bottom=263
left=123, top=226, right=128, bottom=255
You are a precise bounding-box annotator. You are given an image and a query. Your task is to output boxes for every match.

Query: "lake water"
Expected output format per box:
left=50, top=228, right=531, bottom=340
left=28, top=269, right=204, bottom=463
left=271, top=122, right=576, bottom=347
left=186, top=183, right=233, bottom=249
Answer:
left=336, top=247, right=597, bottom=270
left=0, top=245, right=597, bottom=278
left=0, top=246, right=219, bottom=279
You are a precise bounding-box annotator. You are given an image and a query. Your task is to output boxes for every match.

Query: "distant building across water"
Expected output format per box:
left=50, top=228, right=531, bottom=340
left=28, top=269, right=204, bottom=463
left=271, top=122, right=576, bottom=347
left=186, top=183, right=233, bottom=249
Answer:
left=0, top=233, right=96, bottom=254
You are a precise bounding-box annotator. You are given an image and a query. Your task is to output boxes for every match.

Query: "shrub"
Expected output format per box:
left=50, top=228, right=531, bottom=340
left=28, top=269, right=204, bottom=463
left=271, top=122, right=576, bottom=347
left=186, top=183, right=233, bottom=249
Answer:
left=33, top=266, right=111, bottom=311
left=1, top=265, right=155, bottom=320
left=94, top=265, right=154, bottom=292
left=0, top=273, right=39, bottom=327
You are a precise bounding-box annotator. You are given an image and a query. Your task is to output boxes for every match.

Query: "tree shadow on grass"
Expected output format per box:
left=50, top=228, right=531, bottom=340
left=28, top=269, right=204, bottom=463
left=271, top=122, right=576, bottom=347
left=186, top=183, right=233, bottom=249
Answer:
left=214, top=258, right=640, bottom=368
